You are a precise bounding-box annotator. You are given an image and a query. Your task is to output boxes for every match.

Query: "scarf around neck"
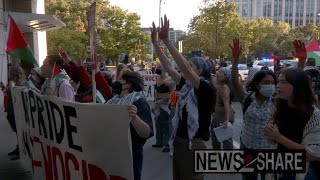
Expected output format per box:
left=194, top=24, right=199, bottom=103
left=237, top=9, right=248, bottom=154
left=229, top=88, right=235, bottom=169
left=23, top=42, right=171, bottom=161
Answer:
left=107, top=91, right=144, bottom=105
left=170, top=79, right=200, bottom=149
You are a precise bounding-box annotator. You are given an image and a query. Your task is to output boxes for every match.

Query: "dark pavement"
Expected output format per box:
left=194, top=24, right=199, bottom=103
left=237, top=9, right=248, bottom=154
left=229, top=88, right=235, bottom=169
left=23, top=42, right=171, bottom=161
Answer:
left=0, top=105, right=32, bottom=180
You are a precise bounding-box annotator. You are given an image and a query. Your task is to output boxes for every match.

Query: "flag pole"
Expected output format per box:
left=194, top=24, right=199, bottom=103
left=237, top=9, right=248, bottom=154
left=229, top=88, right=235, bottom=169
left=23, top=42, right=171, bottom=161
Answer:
left=88, top=2, right=97, bottom=103
left=50, top=61, right=56, bottom=81
left=92, top=63, right=97, bottom=103
left=3, top=14, right=10, bottom=86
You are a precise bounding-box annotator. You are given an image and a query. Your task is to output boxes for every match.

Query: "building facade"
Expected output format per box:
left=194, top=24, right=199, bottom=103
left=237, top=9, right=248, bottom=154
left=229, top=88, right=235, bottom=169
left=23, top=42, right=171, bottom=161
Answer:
left=0, top=0, right=64, bottom=84
left=230, top=0, right=320, bottom=28
left=169, top=29, right=186, bottom=43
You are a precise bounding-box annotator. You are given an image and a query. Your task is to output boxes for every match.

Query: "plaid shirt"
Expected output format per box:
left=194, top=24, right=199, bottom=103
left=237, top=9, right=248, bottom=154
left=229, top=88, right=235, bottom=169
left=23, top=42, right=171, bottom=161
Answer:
left=241, top=92, right=275, bottom=149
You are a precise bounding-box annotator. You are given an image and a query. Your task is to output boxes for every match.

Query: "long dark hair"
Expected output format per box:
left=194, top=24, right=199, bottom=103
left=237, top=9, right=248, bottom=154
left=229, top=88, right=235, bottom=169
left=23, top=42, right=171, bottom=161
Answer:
left=248, top=70, right=277, bottom=92
left=122, top=71, right=144, bottom=92
left=274, top=68, right=315, bottom=116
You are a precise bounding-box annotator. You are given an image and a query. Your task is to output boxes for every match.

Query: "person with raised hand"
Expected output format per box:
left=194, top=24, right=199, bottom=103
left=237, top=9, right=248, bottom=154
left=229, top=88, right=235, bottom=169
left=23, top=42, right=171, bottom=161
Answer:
left=264, top=41, right=320, bottom=180
left=230, top=38, right=277, bottom=180
left=58, top=49, right=112, bottom=101
left=293, top=40, right=307, bottom=69
left=151, top=15, right=216, bottom=180
left=152, top=62, right=174, bottom=153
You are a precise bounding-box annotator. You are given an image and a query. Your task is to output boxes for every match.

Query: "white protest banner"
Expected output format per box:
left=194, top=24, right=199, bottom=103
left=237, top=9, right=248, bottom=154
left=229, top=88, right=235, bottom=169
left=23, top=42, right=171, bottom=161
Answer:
left=12, top=87, right=133, bottom=180
left=138, top=71, right=158, bottom=101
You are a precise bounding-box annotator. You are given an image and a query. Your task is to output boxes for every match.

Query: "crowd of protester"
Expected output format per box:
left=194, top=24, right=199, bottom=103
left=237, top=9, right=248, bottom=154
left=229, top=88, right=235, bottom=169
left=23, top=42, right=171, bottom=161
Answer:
left=1, top=15, right=320, bottom=180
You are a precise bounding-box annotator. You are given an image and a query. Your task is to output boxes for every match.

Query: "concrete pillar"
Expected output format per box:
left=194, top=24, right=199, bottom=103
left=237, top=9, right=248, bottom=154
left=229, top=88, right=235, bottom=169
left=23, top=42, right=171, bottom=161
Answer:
left=252, top=0, right=256, bottom=19
left=292, top=0, right=296, bottom=28
left=282, top=0, right=285, bottom=22
left=271, top=0, right=275, bottom=21
left=314, top=0, right=317, bottom=26
left=303, top=0, right=306, bottom=26
left=260, top=0, right=263, bottom=17
left=239, top=1, right=243, bottom=17
left=32, top=0, right=47, bottom=66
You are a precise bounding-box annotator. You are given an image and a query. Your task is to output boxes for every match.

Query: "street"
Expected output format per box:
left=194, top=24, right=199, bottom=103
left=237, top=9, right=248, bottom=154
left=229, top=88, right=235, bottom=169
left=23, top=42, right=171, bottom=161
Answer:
left=0, top=93, right=246, bottom=179
left=141, top=101, right=243, bottom=180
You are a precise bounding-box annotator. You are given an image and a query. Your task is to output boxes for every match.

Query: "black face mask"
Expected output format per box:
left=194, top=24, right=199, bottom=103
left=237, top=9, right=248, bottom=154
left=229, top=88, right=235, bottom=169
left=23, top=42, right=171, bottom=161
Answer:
left=155, top=69, right=162, bottom=75
left=112, top=81, right=123, bottom=95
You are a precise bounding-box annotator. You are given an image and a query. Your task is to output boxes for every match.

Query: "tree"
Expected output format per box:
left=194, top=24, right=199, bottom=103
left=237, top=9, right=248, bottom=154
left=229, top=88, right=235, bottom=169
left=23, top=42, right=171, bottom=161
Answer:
left=182, top=1, right=244, bottom=60
left=45, top=0, right=150, bottom=63
left=47, top=28, right=88, bottom=61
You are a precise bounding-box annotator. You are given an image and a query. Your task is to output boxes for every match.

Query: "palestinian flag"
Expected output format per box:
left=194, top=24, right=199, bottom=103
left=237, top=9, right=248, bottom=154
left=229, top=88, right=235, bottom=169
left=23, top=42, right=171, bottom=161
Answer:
left=96, top=90, right=106, bottom=103
left=24, top=80, right=37, bottom=89
left=5, top=15, right=38, bottom=66
left=306, top=38, right=320, bottom=66
left=53, top=64, right=67, bottom=80
left=51, top=64, right=67, bottom=89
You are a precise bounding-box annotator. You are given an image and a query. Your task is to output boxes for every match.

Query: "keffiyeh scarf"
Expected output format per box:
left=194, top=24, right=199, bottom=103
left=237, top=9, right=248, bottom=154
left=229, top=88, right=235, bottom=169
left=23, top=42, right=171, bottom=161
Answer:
left=170, top=80, right=200, bottom=149
left=303, top=106, right=320, bottom=146
left=107, top=91, right=145, bottom=105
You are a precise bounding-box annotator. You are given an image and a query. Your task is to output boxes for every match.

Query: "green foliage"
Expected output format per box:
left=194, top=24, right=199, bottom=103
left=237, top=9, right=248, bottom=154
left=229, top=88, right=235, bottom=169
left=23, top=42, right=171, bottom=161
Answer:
left=183, top=1, right=243, bottom=60
left=47, top=28, right=88, bottom=62
left=182, top=0, right=320, bottom=60
left=45, top=0, right=150, bottom=62
left=46, top=0, right=320, bottom=62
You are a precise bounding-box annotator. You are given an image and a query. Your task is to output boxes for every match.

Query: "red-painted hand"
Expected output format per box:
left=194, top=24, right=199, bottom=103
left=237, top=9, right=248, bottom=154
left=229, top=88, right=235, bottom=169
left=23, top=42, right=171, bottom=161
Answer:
left=158, top=15, right=170, bottom=40
left=229, top=38, right=242, bottom=63
left=293, top=40, right=307, bottom=62
left=151, top=22, right=158, bottom=44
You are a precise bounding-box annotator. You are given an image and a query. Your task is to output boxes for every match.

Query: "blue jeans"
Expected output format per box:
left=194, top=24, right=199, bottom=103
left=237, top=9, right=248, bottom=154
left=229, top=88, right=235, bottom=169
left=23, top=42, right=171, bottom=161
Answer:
left=155, top=108, right=170, bottom=148
left=304, top=163, right=319, bottom=180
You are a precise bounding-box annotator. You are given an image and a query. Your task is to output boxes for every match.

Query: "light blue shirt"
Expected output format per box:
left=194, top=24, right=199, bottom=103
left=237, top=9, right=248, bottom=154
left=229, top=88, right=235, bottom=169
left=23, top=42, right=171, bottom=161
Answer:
left=241, top=92, right=274, bottom=148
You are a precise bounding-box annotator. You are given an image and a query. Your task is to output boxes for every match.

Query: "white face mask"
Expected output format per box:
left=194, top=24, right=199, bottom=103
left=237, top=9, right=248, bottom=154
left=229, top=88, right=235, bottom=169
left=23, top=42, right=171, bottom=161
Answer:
left=259, top=84, right=275, bottom=97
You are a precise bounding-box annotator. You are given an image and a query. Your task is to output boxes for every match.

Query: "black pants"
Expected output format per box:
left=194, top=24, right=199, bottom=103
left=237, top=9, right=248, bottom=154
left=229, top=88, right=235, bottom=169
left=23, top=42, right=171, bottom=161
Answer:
left=6, top=113, right=16, bottom=133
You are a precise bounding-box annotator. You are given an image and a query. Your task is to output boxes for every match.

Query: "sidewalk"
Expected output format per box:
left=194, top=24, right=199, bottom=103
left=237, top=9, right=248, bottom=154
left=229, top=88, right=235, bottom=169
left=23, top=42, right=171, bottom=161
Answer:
left=0, top=105, right=32, bottom=180
left=0, top=98, right=244, bottom=180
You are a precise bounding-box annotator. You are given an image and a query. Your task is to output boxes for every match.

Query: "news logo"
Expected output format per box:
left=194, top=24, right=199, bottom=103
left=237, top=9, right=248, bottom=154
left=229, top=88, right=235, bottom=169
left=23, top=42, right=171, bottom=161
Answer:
left=194, top=150, right=306, bottom=173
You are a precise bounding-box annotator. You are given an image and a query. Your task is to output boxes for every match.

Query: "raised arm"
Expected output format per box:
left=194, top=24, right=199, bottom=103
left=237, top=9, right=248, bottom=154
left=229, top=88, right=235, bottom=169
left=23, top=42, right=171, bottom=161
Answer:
left=293, top=40, right=307, bottom=70
left=230, top=38, right=245, bottom=101
left=221, top=86, right=230, bottom=128
left=151, top=22, right=181, bottom=84
left=158, top=15, right=201, bottom=89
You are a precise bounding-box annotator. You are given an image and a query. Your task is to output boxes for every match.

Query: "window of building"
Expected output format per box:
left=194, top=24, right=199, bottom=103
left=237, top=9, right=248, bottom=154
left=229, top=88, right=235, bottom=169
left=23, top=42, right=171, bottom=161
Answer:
left=274, top=0, right=282, bottom=17
left=285, top=0, right=293, bottom=18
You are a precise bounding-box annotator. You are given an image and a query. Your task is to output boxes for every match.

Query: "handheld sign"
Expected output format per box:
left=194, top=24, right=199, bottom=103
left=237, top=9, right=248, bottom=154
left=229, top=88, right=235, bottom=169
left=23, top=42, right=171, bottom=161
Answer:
left=12, top=87, right=134, bottom=180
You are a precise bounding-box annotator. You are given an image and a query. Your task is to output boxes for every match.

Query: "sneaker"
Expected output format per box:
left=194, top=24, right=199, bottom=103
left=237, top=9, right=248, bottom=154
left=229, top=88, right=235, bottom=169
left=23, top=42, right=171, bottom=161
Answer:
left=152, top=144, right=163, bottom=148
left=10, top=155, right=20, bottom=161
left=162, top=147, right=170, bottom=153
left=169, top=151, right=173, bottom=157
left=8, top=146, right=19, bottom=156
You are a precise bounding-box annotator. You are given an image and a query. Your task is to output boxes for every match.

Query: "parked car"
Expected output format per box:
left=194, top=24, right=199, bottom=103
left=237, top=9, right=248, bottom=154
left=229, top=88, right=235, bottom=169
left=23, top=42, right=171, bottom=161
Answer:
left=280, top=59, right=298, bottom=68
left=238, top=64, right=249, bottom=80
left=253, top=60, right=274, bottom=72
left=229, top=64, right=249, bottom=81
